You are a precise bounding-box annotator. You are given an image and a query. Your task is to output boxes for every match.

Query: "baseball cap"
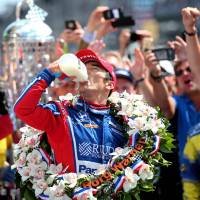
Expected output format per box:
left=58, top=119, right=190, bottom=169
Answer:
left=159, top=60, right=175, bottom=76
left=76, top=49, right=117, bottom=88
left=115, top=68, right=134, bottom=83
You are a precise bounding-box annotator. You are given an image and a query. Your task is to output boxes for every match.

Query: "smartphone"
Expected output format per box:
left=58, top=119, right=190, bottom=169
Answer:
left=152, top=47, right=175, bottom=61
left=65, top=20, right=77, bottom=30
left=103, top=8, right=123, bottom=20
left=111, top=16, right=135, bottom=28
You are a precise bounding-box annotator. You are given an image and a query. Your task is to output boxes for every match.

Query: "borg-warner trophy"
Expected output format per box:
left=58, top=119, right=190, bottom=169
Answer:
left=1, top=0, right=55, bottom=129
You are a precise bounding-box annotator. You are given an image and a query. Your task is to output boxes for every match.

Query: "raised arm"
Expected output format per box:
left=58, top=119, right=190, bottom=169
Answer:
left=181, top=7, right=200, bottom=84
left=144, top=51, right=176, bottom=119
left=13, top=61, right=63, bottom=132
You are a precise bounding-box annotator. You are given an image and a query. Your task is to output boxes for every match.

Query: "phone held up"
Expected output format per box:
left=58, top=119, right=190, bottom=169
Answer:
left=152, top=47, right=175, bottom=61
left=65, top=20, right=77, bottom=30
left=103, top=8, right=123, bottom=20
left=103, top=8, right=135, bottom=28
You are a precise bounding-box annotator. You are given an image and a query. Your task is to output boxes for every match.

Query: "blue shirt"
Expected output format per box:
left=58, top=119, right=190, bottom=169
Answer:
left=173, top=95, right=200, bottom=165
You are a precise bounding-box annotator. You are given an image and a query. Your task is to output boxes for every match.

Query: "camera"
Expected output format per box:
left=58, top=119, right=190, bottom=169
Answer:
left=130, top=32, right=142, bottom=42
left=103, top=8, right=123, bottom=20
left=152, top=47, right=175, bottom=61
left=111, top=16, right=135, bottom=28
left=65, top=20, right=77, bottom=30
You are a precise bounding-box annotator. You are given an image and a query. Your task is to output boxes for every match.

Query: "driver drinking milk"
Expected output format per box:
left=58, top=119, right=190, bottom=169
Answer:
left=14, top=49, right=127, bottom=174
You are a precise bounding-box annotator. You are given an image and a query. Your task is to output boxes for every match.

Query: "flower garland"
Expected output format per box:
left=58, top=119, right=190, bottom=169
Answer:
left=13, top=91, right=175, bottom=200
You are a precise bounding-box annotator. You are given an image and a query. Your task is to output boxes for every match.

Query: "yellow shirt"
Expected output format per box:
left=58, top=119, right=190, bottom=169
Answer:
left=0, top=135, right=12, bottom=167
left=182, top=133, right=200, bottom=200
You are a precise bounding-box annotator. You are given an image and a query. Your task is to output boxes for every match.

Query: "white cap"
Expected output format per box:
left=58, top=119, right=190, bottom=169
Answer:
left=159, top=60, right=175, bottom=75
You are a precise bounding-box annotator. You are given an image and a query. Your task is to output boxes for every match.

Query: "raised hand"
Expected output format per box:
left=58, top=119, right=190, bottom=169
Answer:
left=130, top=48, right=147, bottom=80
left=88, top=40, right=106, bottom=55
left=168, top=36, right=187, bottom=61
left=118, top=29, right=131, bottom=56
left=58, top=21, right=84, bottom=44
left=143, top=50, right=159, bottom=71
left=181, top=7, right=200, bottom=32
left=86, top=6, right=109, bottom=32
left=96, top=20, right=117, bottom=40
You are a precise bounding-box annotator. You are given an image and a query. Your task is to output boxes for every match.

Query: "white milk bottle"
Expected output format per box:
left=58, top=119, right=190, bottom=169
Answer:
left=58, top=54, right=88, bottom=82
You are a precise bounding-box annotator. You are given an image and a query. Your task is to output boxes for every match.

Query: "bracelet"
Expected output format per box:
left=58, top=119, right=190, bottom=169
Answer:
left=83, top=28, right=96, bottom=43
left=150, top=71, right=163, bottom=82
left=135, top=77, right=145, bottom=86
left=183, top=29, right=197, bottom=36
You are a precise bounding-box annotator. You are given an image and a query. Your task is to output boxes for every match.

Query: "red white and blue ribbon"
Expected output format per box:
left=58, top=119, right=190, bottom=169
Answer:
left=149, top=135, right=160, bottom=156
left=128, top=132, right=140, bottom=147
left=72, top=187, right=97, bottom=200
left=130, top=159, right=145, bottom=173
left=38, top=148, right=51, bottom=166
left=38, top=193, right=49, bottom=200
left=113, top=174, right=126, bottom=193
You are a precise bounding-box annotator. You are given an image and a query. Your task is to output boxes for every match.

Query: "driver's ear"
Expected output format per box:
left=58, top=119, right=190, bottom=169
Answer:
left=105, top=80, right=114, bottom=90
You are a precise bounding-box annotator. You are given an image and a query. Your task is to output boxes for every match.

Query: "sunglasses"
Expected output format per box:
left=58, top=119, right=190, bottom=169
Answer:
left=175, top=67, right=191, bottom=77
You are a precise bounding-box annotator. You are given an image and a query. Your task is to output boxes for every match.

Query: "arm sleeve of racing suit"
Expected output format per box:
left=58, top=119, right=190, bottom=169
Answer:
left=13, top=68, right=62, bottom=133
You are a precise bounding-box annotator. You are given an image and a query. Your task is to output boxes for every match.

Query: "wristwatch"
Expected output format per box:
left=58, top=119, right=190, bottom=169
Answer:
left=150, top=70, right=163, bottom=82
left=183, top=29, right=197, bottom=36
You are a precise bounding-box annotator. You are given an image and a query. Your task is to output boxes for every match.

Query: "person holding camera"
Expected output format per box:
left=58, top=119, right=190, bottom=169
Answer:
left=13, top=49, right=127, bottom=174
left=144, top=47, right=200, bottom=199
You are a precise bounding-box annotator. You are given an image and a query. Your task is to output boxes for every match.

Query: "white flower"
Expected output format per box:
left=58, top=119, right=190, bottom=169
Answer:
left=117, top=98, right=129, bottom=116
left=13, top=148, right=23, bottom=159
left=108, top=92, right=120, bottom=104
left=27, top=149, right=42, bottom=165
left=131, top=94, right=143, bottom=102
left=18, top=166, right=32, bottom=181
left=125, top=104, right=135, bottom=117
left=59, top=93, right=73, bottom=101
left=139, top=164, right=154, bottom=181
left=47, top=163, right=63, bottom=174
left=123, top=167, right=140, bottom=192
left=30, top=162, right=47, bottom=180
left=128, top=117, right=147, bottom=131
left=145, top=118, right=165, bottom=134
left=15, top=152, right=27, bottom=167
left=62, top=173, right=77, bottom=188
left=44, top=181, right=71, bottom=200
left=32, top=179, right=48, bottom=196
left=17, top=138, right=26, bottom=148
left=25, top=137, right=38, bottom=148
left=110, top=147, right=130, bottom=160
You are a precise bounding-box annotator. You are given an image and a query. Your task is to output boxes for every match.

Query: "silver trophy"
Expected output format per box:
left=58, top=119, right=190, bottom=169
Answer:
left=1, top=0, right=55, bottom=129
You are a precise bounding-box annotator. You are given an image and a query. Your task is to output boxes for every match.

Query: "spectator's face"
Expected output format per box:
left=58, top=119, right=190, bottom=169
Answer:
left=116, top=77, right=136, bottom=94
left=78, top=61, right=112, bottom=97
left=175, top=62, right=197, bottom=93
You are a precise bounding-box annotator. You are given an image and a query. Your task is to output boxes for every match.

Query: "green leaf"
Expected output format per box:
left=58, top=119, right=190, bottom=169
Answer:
left=23, top=187, right=37, bottom=200
left=123, top=193, right=132, bottom=200
left=134, top=192, right=141, bottom=200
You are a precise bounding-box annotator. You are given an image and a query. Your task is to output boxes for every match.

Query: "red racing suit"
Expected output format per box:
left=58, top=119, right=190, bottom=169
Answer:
left=14, top=68, right=127, bottom=174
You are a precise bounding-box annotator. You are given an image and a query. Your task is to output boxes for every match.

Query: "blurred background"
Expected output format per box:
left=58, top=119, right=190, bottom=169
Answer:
left=1, top=0, right=200, bottom=49
left=0, top=0, right=200, bottom=50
